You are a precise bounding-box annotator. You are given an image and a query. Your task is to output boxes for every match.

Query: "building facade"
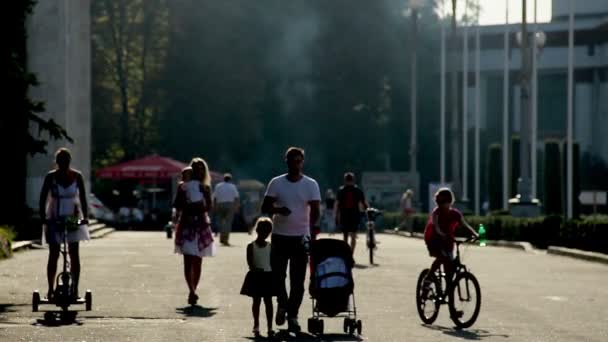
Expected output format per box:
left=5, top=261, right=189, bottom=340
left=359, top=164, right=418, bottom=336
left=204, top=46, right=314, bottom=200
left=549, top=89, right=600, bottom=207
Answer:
left=457, top=0, right=607, bottom=199
left=26, top=0, right=91, bottom=209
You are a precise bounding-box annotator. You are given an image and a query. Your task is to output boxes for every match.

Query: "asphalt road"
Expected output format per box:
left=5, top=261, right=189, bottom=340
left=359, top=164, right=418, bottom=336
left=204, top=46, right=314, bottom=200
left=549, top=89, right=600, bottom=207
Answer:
left=1, top=231, right=606, bottom=342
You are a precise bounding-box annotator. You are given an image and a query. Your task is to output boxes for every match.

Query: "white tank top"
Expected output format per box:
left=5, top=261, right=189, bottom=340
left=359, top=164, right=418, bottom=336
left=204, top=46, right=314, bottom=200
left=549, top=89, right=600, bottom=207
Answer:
left=47, top=180, right=81, bottom=218
left=252, top=242, right=271, bottom=272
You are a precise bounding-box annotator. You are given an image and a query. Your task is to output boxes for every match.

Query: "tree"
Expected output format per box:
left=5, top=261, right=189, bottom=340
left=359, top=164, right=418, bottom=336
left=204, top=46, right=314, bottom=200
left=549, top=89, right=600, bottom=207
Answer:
left=91, top=0, right=169, bottom=160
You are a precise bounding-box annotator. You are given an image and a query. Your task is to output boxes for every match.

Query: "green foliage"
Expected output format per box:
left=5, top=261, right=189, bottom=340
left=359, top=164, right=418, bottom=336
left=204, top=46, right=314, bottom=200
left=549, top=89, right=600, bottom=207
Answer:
left=544, top=140, right=562, bottom=215
left=91, top=0, right=169, bottom=161
left=487, top=144, right=502, bottom=211
left=0, top=226, right=16, bottom=259
left=561, top=141, right=580, bottom=218
left=510, top=135, right=520, bottom=197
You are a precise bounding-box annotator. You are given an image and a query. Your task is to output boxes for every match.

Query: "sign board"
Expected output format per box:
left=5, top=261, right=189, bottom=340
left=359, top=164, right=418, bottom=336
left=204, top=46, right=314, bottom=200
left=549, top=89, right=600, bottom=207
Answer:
left=428, top=182, right=453, bottom=214
left=578, top=191, right=607, bottom=205
left=361, top=172, right=419, bottom=211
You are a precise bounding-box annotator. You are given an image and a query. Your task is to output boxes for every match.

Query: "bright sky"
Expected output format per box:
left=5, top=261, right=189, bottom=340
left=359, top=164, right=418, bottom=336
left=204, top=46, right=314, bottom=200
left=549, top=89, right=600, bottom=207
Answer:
left=438, top=0, right=553, bottom=25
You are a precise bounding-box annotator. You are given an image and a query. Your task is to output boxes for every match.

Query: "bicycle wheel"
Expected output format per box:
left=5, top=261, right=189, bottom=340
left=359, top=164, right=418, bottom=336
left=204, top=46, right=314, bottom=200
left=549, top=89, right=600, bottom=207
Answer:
left=448, top=272, right=481, bottom=329
left=368, top=230, right=375, bottom=264
left=416, top=269, right=440, bottom=324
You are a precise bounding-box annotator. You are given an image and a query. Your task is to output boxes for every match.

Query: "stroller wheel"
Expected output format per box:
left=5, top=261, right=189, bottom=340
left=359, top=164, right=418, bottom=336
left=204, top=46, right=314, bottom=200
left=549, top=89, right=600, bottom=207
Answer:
left=85, top=290, right=92, bottom=311
left=307, top=318, right=323, bottom=335
left=356, top=320, right=362, bottom=335
left=307, top=318, right=315, bottom=334
left=32, top=291, right=40, bottom=312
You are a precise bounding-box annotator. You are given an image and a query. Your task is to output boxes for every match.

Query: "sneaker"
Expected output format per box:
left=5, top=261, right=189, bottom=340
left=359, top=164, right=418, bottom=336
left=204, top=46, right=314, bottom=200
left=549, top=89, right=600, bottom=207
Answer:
left=287, top=317, right=301, bottom=333
left=275, top=307, right=286, bottom=326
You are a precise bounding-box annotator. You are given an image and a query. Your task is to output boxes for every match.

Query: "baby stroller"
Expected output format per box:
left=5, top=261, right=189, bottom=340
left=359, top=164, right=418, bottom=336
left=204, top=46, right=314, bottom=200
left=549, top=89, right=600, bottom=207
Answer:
left=307, top=238, right=362, bottom=336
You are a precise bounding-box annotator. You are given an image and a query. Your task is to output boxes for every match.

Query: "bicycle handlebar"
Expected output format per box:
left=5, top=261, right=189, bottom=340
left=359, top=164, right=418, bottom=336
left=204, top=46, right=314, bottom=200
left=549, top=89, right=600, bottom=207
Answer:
left=44, top=218, right=89, bottom=225
left=455, top=235, right=478, bottom=245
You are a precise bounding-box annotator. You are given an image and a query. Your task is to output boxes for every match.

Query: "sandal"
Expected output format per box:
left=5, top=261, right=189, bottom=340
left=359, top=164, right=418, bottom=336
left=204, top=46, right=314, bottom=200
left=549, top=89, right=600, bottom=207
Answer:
left=188, top=293, right=198, bottom=305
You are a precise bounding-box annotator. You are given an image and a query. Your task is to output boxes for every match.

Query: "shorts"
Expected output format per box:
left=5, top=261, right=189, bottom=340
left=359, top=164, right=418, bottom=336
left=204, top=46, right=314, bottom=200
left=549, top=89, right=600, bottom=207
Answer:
left=425, top=238, right=454, bottom=260
left=340, top=213, right=361, bottom=233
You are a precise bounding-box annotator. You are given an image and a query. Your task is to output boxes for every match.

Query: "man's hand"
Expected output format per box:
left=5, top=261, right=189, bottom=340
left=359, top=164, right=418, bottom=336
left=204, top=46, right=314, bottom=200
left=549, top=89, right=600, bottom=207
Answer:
left=311, top=225, right=321, bottom=240
left=276, top=207, right=291, bottom=216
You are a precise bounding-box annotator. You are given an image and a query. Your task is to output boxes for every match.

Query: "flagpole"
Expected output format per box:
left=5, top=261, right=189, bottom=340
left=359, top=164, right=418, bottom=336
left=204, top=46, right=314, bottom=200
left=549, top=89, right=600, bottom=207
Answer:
left=462, top=4, right=469, bottom=202
left=440, top=0, right=447, bottom=184
left=531, top=0, right=538, bottom=199
left=567, top=0, right=574, bottom=219
left=502, top=0, right=510, bottom=209
left=474, top=16, right=481, bottom=215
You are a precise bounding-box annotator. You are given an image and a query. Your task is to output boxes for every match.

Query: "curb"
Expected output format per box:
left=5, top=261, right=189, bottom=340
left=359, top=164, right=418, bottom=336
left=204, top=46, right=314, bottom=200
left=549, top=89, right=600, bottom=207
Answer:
left=11, top=240, right=34, bottom=252
left=10, top=223, right=116, bottom=252
left=90, top=227, right=116, bottom=239
left=384, top=229, right=534, bottom=252
left=547, top=246, right=608, bottom=265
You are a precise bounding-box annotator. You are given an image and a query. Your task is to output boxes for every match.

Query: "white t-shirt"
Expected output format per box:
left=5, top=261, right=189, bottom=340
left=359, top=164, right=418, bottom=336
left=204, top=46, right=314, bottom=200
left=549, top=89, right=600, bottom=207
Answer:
left=213, top=181, right=239, bottom=203
left=184, top=180, right=204, bottom=203
left=265, top=174, right=321, bottom=236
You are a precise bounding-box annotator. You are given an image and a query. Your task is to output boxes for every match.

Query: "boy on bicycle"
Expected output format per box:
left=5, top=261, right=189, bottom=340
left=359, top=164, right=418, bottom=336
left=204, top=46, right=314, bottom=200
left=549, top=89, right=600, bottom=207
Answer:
left=423, top=188, right=478, bottom=293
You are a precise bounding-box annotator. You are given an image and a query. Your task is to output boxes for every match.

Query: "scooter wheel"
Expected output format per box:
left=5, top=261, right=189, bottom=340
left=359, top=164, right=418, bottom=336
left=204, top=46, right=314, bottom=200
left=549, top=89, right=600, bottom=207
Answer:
left=85, top=290, right=92, bottom=311
left=32, top=291, right=40, bottom=312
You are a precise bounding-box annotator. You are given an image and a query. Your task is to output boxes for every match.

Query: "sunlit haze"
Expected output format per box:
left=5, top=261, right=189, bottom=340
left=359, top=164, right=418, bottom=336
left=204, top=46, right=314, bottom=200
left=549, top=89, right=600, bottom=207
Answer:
left=438, top=0, right=553, bottom=25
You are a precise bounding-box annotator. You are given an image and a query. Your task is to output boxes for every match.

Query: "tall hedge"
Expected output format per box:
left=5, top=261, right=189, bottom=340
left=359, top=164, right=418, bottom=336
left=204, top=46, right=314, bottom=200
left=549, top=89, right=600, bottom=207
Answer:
left=487, top=143, right=503, bottom=211
left=510, top=135, right=520, bottom=198
left=388, top=212, right=608, bottom=253
left=544, top=140, right=562, bottom=215
left=562, top=141, right=580, bottom=218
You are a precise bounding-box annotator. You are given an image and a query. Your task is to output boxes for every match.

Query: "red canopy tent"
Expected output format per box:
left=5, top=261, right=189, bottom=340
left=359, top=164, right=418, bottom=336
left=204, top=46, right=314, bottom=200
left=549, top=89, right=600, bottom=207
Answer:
left=95, top=155, right=222, bottom=181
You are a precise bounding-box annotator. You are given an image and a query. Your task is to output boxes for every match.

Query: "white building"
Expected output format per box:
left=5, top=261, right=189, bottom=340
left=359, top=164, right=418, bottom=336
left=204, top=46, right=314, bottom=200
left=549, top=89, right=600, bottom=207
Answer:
left=26, top=0, right=91, bottom=209
left=460, top=0, right=607, bottom=165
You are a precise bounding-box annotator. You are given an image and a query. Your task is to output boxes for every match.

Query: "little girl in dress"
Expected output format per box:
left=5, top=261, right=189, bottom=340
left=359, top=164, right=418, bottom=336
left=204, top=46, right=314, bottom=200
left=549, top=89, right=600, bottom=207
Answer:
left=240, top=217, right=275, bottom=338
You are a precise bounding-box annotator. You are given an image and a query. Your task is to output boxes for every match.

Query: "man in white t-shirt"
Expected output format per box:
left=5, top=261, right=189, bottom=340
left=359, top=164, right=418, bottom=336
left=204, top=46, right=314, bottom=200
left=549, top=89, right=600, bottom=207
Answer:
left=262, top=147, right=321, bottom=333
left=212, top=173, right=240, bottom=246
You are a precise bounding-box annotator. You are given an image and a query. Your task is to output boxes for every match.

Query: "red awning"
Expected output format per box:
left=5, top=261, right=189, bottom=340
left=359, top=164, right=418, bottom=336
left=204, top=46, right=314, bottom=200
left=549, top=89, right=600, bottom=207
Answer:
left=95, top=155, right=223, bottom=181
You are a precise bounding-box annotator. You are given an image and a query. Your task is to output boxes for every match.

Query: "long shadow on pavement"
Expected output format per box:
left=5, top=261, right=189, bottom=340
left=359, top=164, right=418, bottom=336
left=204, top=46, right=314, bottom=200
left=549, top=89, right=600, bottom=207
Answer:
left=175, top=305, right=217, bottom=318
left=0, top=303, right=29, bottom=322
left=245, top=330, right=362, bottom=341
left=422, top=324, right=509, bottom=340
left=33, top=311, right=84, bottom=327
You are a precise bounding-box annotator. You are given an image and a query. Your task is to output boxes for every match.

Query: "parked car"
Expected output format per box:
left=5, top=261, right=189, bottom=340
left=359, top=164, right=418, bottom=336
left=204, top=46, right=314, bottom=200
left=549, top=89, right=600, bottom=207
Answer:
left=88, top=194, right=116, bottom=223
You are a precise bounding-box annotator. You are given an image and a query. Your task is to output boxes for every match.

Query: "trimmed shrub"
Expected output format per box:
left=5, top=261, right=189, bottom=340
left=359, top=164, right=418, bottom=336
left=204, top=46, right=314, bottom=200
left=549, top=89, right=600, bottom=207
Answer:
left=389, top=211, right=608, bottom=253
left=0, top=226, right=16, bottom=259
left=487, top=143, right=502, bottom=211
left=544, top=140, right=562, bottom=215
left=561, top=141, right=581, bottom=218
left=511, top=135, right=520, bottom=198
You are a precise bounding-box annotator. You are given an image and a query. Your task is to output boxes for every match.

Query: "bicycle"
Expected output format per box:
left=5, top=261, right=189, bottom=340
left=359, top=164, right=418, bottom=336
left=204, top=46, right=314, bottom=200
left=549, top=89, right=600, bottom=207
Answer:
left=33, top=217, right=92, bottom=319
left=415, top=236, right=481, bottom=329
left=364, top=208, right=382, bottom=265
